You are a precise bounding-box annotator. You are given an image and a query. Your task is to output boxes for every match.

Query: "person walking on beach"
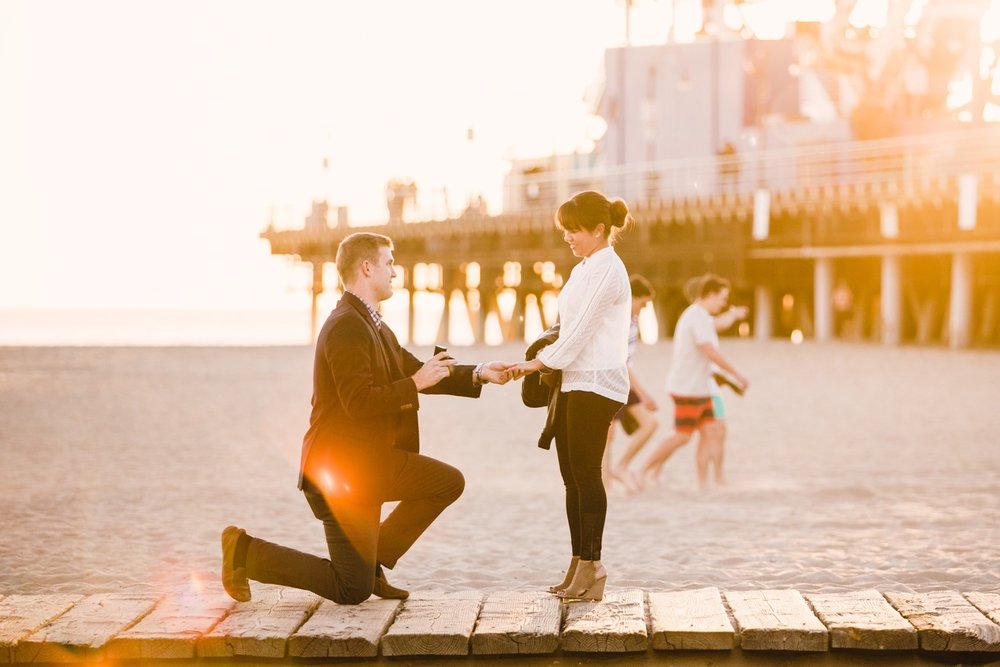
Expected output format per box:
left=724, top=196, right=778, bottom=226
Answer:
left=603, top=274, right=659, bottom=491
left=511, top=191, right=633, bottom=601
left=681, top=276, right=749, bottom=489
left=638, top=274, right=748, bottom=490
left=221, top=232, right=512, bottom=605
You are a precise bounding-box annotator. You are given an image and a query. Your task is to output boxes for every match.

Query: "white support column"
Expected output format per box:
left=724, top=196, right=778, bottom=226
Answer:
left=881, top=254, right=902, bottom=346
left=754, top=285, right=773, bottom=341
left=814, top=257, right=833, bottom=342
left=879, top=201, right=899, bottom=239
left=407, top=268, right=417, bottom=346
left=752, top=189, right=770, bottom=241
left=958, top=173, right=978, bottom=230
left=310, top=262, right=324, bottom=343
left=949, top=251, right=973, bottom=349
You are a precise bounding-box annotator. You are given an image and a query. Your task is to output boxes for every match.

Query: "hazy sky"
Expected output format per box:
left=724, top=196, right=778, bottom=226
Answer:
left=0, top=0, right=624, bottom=310
left=1, top=0, right=840, bottom=311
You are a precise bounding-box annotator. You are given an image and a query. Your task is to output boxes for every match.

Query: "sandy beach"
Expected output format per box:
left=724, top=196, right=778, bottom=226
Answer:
left=1, top=340, right=998, bottom=597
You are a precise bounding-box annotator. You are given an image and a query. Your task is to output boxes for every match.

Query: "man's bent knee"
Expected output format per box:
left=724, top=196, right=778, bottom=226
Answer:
left=440, top=467, right=465, bottom=504
left=333, top=575, right=375, bottom=605
left=336, top=588, right=373, bottom=605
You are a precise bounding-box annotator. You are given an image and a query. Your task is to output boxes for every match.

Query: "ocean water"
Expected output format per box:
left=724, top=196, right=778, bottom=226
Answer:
left=0, top=309, right=320, bottom=347
left=0, top=297, right=651, bottom=348
left=1, top=340, right=998, bottom=596
left=0, top=293, right=550, bottom=348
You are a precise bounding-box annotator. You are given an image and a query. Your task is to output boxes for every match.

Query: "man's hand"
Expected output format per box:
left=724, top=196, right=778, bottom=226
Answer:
left=714, top=305, right=750, bottom=331
left=412, top=351, right=457, bottom=391
left=480, top=361, right=514, bottom=385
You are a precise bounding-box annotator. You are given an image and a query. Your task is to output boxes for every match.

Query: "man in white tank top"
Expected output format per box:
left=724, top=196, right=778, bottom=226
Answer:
left=638, top=275, right=749, bottom=489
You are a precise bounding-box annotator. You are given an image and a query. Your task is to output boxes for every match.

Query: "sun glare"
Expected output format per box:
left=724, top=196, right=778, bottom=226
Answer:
left=947, top=73, right=975, bottom=111
left=848, top=0, right=889, bottom=29
left=983, top=0, right=1000, bottom=43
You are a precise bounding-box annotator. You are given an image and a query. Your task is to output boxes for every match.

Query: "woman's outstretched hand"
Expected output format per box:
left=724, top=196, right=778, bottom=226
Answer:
left=509, top=358, right=545, bottom=380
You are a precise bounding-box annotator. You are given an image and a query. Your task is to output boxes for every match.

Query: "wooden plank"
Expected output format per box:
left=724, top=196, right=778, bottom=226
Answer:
left=966, top=592, right=1000, bottom=627
left=380, top=591, right=482, bottom=657
left=804, top=589, right=917, bottom=650
left=649, top=587, right=735, bottom=651
left=724, top=589, right=828, bottom=651
left=885, top=591, right=1000, bottom=652
left=196, top=587, right=320, bottom=659
left=103, top=586, right=235, bottom=660
left=560, top=589, right=647, bottom=653
left=13, top=593, right=158, bottom=663
left=288, top=598, right=402, bottom=658
left=471, top=591, right=561, bottom=655
left=0, top=595, right=82, bottom=664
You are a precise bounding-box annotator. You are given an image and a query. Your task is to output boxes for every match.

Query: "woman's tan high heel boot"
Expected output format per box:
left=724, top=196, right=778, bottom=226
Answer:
left=557, top=560, right=607, bottom=601
left=547, top=556, right=580, bottom=594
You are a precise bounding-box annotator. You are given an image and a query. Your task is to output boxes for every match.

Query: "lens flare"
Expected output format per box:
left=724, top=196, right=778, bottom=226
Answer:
left=190, top=572, right=204, bottom=595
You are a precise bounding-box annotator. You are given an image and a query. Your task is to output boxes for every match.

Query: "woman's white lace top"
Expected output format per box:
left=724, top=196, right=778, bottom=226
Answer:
left=536, top=246, right=631, bottom=403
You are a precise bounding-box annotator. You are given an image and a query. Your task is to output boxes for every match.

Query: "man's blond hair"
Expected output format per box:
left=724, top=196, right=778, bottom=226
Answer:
left=335, top=232, right=393, bottom=284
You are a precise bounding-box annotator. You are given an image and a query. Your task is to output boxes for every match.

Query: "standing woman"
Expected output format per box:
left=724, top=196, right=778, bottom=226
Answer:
left=512, top=191, right=633, bottom=600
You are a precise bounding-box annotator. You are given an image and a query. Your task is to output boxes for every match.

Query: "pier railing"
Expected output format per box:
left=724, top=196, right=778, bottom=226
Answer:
left=505, top=126, right=1000, bottom=213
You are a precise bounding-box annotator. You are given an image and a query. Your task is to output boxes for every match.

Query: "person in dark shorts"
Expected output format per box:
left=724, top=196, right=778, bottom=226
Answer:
left=603, top=275, right=659, bottom=491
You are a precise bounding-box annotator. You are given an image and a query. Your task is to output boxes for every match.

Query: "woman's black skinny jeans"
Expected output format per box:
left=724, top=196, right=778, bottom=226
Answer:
left=553, top=389, right=624, bottom=561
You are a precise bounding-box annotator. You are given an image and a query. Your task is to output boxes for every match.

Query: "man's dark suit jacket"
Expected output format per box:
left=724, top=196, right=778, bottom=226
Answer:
left=298, top=292, right=481, bottom=500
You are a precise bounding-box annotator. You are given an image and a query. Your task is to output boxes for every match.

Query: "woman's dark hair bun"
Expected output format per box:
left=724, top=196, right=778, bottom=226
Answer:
left=609, top=198, right=630, bottom=228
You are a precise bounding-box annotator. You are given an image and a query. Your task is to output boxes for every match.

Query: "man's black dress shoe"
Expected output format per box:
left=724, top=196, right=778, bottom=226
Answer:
left=221, top=526, right=252, bottom=602
left=373, top=565, right=409, bottom=600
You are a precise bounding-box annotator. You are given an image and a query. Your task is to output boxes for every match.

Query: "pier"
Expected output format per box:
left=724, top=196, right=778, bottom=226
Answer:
left=2, top=587, right=1000, bottom=663
left=262, top=127, right=1000, bottom=348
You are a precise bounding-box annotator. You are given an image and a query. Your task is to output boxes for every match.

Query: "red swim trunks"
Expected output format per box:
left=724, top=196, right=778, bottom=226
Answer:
left=671, top=394, right=715, bottom=432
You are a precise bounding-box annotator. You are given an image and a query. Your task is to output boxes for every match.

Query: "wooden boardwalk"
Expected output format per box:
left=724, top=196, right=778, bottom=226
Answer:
left=2, top=587, right=1000, bottom=663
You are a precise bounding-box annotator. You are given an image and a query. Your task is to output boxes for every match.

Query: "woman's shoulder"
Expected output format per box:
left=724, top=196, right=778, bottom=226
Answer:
left=607, top=251, right=630, bottom=284
left=602, top=247, right=627, bottom=270
left=586, top=247, right=626, bottom=271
